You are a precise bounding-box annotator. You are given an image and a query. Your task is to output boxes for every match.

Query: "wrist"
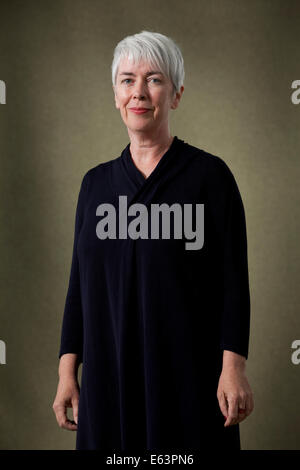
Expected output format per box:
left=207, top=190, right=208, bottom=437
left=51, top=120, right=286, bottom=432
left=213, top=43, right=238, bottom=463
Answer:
left=222, top=350, right=246, bottom=372
left=58, top=373, right=79, bottom=385
left=58, top=353, right=80, bottom=380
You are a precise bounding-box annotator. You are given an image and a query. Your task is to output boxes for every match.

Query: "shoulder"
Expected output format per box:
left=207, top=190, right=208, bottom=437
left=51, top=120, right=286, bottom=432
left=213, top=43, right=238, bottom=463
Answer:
left=182, top=140, right=236, bottom=186
left=80, top=155, right=121, bottom=189
left=83, top=159, right=115, bottom=180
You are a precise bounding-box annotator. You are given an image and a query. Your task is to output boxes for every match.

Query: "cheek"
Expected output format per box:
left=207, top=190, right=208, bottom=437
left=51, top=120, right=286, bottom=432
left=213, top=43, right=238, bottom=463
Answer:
left=155, top=92, right=170, bottom=108
left=116, top=90, right=128, bottom=104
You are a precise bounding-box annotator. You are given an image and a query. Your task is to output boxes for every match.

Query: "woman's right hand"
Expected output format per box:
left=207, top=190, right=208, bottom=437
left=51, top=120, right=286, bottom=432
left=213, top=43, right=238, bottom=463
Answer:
left=52, top=377, right=80, bottom=431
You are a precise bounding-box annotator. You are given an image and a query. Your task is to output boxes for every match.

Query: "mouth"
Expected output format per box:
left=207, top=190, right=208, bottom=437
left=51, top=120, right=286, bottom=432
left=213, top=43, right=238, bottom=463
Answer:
left=129, top=108, right=151, bottom=114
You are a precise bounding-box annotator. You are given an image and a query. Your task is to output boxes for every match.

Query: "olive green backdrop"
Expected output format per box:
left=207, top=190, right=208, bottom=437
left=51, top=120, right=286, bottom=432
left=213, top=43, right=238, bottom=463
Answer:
left=0, top=0, right=299, bottom=450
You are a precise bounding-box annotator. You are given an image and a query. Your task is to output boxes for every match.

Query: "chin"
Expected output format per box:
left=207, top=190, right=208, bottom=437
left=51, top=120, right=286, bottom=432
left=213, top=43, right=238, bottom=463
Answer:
left=128, top=121, right=153, bottom=131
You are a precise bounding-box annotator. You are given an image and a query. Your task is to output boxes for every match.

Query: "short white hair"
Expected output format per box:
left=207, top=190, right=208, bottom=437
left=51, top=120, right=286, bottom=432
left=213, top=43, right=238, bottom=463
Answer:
left=112, top=30, right=185, bottom=94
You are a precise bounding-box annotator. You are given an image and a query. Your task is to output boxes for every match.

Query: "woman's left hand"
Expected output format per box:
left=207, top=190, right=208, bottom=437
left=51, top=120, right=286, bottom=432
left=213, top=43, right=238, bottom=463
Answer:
left=217, top=361, right=254, bottom=427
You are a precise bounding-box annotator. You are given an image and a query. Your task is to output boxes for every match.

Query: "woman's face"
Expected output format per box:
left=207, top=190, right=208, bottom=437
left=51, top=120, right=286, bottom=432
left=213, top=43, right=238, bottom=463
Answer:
left=113, top=56, right=182, bottom=135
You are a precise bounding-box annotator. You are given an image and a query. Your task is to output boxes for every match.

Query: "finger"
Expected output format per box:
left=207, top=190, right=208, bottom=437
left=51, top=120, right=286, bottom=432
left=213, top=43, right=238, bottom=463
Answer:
left=225, top=397, right=238, bottom=427
left=239, top=393, right=253, bottom=422
left=218, top=391, right=228, bottom=420
left=237, top=407, right=247, bottom=424
left=246, top=392, right=254, bottom=416
left=64, top=418, right=78, bottom=431
left=53, top=403, right=67, bottom=427
left=72, top=397, right=79, bottom=425
left=249, top=392, right=254, bottom=414
left=240, top=396, right=250, bottom=420
left=238, top=409, right=247, bottom=423
left=236, top=396, right=247, bottom=423
left=62, top=411, right=78, bottom=431
left=54, top=404, right=77, bottom=431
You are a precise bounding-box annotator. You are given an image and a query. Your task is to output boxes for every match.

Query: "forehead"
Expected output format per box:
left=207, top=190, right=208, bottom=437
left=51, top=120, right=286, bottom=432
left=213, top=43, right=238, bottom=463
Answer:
left=117, top=56, right=163, bottom=75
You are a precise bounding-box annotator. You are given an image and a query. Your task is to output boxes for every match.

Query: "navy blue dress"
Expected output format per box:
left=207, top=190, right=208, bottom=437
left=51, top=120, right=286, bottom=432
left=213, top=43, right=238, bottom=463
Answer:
left=58, top=136, right=250, bottom=451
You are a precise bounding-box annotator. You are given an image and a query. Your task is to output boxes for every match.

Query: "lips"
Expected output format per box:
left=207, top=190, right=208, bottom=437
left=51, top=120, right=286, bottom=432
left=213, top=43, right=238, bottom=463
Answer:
left=129, top=107, right=151, bottom=115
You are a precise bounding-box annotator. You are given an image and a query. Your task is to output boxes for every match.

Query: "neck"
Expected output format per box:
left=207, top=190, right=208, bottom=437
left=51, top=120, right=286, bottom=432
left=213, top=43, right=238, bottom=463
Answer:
left=128, top=130, right=174, bottom=166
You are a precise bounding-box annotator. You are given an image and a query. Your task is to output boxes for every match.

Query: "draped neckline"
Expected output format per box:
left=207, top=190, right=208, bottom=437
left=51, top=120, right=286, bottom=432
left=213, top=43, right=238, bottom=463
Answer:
left=121, top=135, right=180, bottom=190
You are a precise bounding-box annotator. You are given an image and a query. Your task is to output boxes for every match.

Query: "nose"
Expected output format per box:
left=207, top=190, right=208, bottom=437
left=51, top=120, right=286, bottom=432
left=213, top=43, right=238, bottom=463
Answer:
left=133, top=78, right=147, bottom=100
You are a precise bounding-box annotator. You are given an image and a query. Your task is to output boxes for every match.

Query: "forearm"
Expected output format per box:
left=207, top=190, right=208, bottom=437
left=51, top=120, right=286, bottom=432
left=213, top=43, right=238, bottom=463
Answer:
left=222, top=350, right=246, bottom=371
left=58, top=353, right=80, bottom=380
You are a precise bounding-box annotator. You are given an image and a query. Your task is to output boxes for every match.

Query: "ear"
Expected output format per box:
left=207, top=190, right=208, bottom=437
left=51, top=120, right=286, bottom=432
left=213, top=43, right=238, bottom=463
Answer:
left=170, top=86, right=184, bottom=110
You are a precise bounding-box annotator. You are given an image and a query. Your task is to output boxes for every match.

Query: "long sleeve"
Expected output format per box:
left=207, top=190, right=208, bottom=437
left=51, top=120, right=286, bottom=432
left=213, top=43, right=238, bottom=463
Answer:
left=58, top=172, right=89, bottom=364
left=206, top=157, right=251, bottom=360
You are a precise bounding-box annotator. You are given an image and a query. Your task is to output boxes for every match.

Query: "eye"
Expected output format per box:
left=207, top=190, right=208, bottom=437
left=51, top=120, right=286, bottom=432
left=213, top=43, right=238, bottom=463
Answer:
left=121, top=77, right=162, bottom=85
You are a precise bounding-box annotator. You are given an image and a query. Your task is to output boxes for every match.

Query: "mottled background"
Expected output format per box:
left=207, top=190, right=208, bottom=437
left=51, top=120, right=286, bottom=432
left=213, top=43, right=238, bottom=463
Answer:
left=0, top=0, right=299, bottom=450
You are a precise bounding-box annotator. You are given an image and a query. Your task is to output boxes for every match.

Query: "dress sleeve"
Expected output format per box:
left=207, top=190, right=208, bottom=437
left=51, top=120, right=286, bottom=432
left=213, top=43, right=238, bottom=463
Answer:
left=58, top=172, right=89, bottom=364
left=207, top=157, right=251, bottom=360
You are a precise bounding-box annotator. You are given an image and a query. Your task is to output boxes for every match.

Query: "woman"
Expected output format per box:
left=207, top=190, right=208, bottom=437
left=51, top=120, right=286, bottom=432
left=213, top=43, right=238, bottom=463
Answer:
left=53, top=30, right=254, bottom=451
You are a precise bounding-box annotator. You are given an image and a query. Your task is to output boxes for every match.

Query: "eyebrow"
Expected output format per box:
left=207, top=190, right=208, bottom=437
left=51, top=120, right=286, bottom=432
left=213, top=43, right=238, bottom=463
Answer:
left=118, top=71, right=163, bottom=77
